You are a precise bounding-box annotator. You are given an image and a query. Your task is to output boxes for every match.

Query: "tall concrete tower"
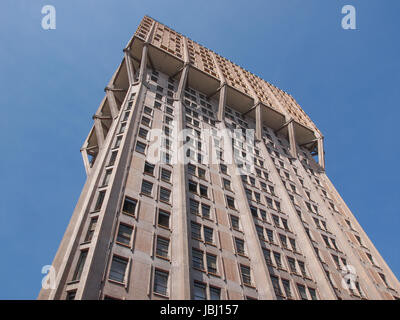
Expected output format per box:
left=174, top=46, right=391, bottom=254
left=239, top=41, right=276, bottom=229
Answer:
left=38, top=16, right=400, bottom=300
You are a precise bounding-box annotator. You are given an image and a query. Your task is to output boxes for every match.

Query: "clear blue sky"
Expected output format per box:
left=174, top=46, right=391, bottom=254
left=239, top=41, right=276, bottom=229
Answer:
left=1, top=0, right=399, bottom=299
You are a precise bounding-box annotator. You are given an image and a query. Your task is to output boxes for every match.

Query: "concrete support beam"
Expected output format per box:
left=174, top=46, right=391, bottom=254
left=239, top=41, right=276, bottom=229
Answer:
left=318, top=137, right=325, bottom=169
left=288, top=119, right=297, bottom=158
left=105, top=88, right=119, bottom=119
left=170, top=35, right=191, bottom=299
left=217, top=83, right=227, bottom=122
left=210, top=51, right=227, bottom=123
left=80, top=148, right=90, bottom=175
left=138, top=44, right=149, bottom=83
left=255, top=103, right=262, bottom=141
left=176, top=64, right=189, bottom=101
left=124, top=49, right=135, bottom=85
left=93, top=117, right=104, bottom=148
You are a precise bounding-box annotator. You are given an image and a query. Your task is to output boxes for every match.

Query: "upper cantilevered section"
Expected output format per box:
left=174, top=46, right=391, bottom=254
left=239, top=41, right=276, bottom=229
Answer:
left=128, top=15, right=322, bottom=147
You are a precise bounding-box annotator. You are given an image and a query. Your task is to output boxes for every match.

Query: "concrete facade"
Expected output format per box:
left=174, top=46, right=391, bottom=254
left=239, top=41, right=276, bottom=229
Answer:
left=38, top=16, right=400, bottom=300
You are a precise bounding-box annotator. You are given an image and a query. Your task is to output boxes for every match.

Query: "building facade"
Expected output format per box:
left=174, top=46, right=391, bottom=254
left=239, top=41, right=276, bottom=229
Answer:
left=38, top=16, right=400, bottom=300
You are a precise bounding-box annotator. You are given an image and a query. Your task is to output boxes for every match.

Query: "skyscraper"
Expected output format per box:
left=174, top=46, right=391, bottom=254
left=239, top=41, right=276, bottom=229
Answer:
left=38, top=16, right=400, bottom=300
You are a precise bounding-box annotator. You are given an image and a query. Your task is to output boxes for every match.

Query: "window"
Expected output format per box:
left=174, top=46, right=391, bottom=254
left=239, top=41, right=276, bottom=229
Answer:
left=297, top=284, right=308, bottom=300
left=206, top=254, right=218, bottom=274
left=143, top=162, right=155, bottom=175
left=85, top=217, right=98, bottom=242
left=188, top=180, right=197, bottom=193
left=193, top=282, right=206, bottom=300
left=163, top=138, right=171, bottom=150
left=279, top=234, right=288, bottom=248
left=135, top=141, right=146, bottom=153
left=259, top=209, right=266, bottom=220
left=282, top=218, right=289, bottom=231
left=366, top=252, right=375, bottom=265
left=188, top=163, right=196, bottom=175
left=322, top=235, right=331, bottom=248
left=256, top=225, right=264, bottom=240
left=201, top=204, right=211, bottom=218
left=116, top=224, right=133, bottom=246
left=287, top=257, right=297, bottom=273
left=108, top=151, right=118, bottom=166
left=263, top=248, right=273, bottom=265
left=153, top=270, right=169, bottom=296
left=203, top=226, right=214, bottom=244
left=250, top=206, right=258, bottom=218
left=266, top=197, right=273, bottom=208
left=161, top=168, right=171, bottom=182
left=223, top=178, right=231, bottom=191
left=266, top=229, right=274, bottom=243
left=308, top=287, right=317, bottom=300
left=144, top=106, right=153, bottom=115
left=189, top=199, right=199, bottom=215
left=230, top=215, right=240, bottom=230
left=119, top=122, right=126, bottom=133
left=282, top=279, right=292, bottom=298
left=114, top=136, right=122, bottom=148
left=226, top=196, right=235, bottom=209
left=271, top=276, right=283, bottom=297
left=191, top=222, right=202, bottom=240
left=192, top=249, right=204, bottom=270
left=165, top=116, right=173, bottom=125
left=141, top=116, right=151, bottom=127
left=72, top=250, right=88, bottom=281
left=331, top=238, right=339, bottom=251
left=123, top=111, right=130, bottom=121
left=122, top=197, right=137, bottom=215
left=109, top=256, right=128, bottom=283
left=273, top=252, right=282, bottom=268
left=159, top=187, right=171, bottom=203
left=332, top=254, right=340, bottom=269
left=298, top=261, right=307, bottom=277
left=141, top=180, right=153, bottom=195
left=198, top=168, right=206, bottom=179
left=220, top=164, right=228, bottom=175
left=139, top=127, right=148, bottom=139
left=66, top=291, right=76, bottom=300
left=289, top=238, right=297, bottom=252
left=94, top=190, right=106, bottom=211
left=156, top=237, right=170, bottom=259
left=245, top=189, right=252, bottom=200
left=162, top=152, right=171, bottom=164
left=235, top=238, right=245, bottom=255
left=199, top=184, right=208, bottom=197
left=240, top=265, right=252, bottom=286
left=210, top=287, right=221, bottom=300
left=158, top=210, right=170, bottom=228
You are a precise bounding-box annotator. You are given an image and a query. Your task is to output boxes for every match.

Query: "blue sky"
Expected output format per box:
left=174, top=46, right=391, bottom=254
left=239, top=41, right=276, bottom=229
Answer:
left=0, top=0, right=399, bottom=299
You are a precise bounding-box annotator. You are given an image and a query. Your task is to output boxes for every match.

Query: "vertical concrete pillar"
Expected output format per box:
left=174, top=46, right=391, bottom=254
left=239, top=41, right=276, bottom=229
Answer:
left=124, top=50, right=135, bottom=85
left=288, top=119, right=297, bottom=158
left=318, top=137, right=325, bottom=169
left=217, top=84, right=226, bottom=122
left=138, top=44, right=148, bottom=83
left=255, top=103, right=262, bottom=141
left=93, top=117, right=104, bottom=148
left=80, top=148, right=90, bottom=175
left=105, top=89, right=119, bottom=119
left=170, top=63, right=191, bottom=299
